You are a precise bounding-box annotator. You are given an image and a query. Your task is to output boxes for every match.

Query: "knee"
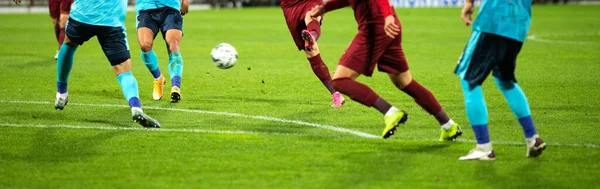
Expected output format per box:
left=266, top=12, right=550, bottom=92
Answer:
left=304, top=13, right=321, bottom=24
left=493, top=77, right=515, bottom=90
left=460, top=79, right=480, bottom=95
left=168, top=45, right=180, bottom=53
left=139, top=42, right=153, bottom=52
left=167, top=40, right=180, bottom=53
left=64, top=39, right=78, bottom=47
left=390, top=72, right=412, bottom=89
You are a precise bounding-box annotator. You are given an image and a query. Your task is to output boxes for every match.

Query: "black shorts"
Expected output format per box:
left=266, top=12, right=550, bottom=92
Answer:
left=454, top=31, right=523, bottom=88
left=137, top=7, right=183, bottom=40
left=65, top=17, right=130, bottom=66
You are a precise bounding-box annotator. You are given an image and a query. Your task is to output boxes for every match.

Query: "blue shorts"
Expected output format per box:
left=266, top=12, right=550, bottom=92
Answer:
left=65, top=17, right=130, bottom=66
left=137, top=7, right=183, bottom=40
left=454, top=31, right=523, bottom=88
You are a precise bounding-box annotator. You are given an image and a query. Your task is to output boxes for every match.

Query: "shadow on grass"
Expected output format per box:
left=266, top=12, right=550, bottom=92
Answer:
left=77, top=88, right=127, bottom=102
left=0, top=108, right=133, bottom=128
left=322, top=140, right=451, bottom=187
left=470, top=157, right=568, bottom=189
left=0, top=127, right=126, bottom=164
left=6, top=53, right=54, bottom=70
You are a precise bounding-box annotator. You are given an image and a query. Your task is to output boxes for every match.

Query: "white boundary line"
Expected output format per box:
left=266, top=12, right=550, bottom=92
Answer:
left=1, top=100, right=598, bottom=149
left=527, top=35, right=599, bottom=45
left=0, top=100, right=380, bottom=139
left=0, top=123, right=319, bottom=136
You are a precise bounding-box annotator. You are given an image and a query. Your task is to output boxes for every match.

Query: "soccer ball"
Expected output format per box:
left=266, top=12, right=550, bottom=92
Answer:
left=211, top=43, right=238, bottom=69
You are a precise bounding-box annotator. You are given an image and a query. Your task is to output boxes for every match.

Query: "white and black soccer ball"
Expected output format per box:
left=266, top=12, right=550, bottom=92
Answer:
left=210, top=43, right=238, bottom=69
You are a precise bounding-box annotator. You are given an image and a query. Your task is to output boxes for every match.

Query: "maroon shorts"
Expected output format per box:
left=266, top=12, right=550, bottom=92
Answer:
left=49, top=0, right=73, bottom=18
left=281, top=0, right=322, bottom=51
left=339, top=18, right=409, bottom=76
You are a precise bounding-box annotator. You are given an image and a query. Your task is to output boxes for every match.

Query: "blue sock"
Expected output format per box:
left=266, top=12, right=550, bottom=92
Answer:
left=168, top=52, right=183, bottom=88
left=472, top=125, right=491, bottom=144
left=141, top=50, right=161, bottom=79
left=117, top=72, right=141, bottom=108
left=56, top=44, right=78, bottom=94
left=461, top=79, right=490, bottom=144
left=518, top=116, right=537, bottom=138
left=494, top=77, right=537, bottom=138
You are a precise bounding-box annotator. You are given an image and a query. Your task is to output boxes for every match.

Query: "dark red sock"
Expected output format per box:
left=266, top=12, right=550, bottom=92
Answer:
left=58, top=27, right=65, bottom=47
left=306, top=20, right=321, bottom=40
left=401, top=80, right=449, bottom=124
left=374, top=97, right=393, bottom=114
left=332, top=78, right=391, bottom=114
left=308, top=54, right=335, bottom=94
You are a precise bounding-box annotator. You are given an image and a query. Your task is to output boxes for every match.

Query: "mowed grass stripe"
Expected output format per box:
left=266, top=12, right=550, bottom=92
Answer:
left=2, top=100, right=598, bottom=149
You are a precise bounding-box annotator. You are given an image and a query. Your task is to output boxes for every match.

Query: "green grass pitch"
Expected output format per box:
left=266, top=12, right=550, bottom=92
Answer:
left=0, top=5, right=599, bottom=188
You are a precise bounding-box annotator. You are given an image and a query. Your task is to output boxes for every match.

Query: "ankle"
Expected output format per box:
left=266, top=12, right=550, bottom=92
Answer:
left=384, top=107, right=399, bottom=116
left=441, top=119, right=455, bottom=130
left=477, top=143, right=493, bottom=151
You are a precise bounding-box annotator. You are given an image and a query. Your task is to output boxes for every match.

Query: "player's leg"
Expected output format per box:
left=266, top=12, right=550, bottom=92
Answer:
left=456, top=31, right=499, bottom=160
left=57, top=14, right=68, bottom=46
left=331, top=37, right=408, bottom=138
left=163, top=9, right=184, bottom=103
left=99, top=26, right=160, bottom=128
left=493, top=77, right=545, bottom=157
left=384, top=62, right=461, bottom=141
left=331, top=65, right=408, bottom=139
left=55, top=17, right=91, bottom=110
left=458, top=80, right=494, bottom=160
left=112, top=59, right=159, bottom=128
left=302, top=12, right=321, bottom=52
left=375, top=20, right=461, bottom=141
left=387, top=71, right=462, bottom=141
left=283, top=6, right=340, bottom=107
left=55, top=35, right=78, bottom=110
left=56, top=0, right=71, bottom=58
left=301, top=13, right=343, bottom=107
left=492, top=39, right=545, bottom=157
left=165, top=29, right=183, bottom=103
left=137, top=10, right=165, bottom=100
left=49, top=0, right=60, bottom=59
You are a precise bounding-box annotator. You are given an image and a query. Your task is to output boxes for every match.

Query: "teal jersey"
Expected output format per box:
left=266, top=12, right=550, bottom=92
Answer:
left=136, top=0, right=181, bottom=14
left=472, top=0, right=531, bottom=42
left=69, top=0, right=127, bottom=27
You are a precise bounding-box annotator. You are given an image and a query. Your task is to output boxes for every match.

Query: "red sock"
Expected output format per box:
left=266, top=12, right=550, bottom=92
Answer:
left=332, top=78, right=388, bottom=111
left=306, top=20, right=321, bottom=40
left=58, top=27, right=65, bottom=48
left=401, top=80, right=449, bottom=124
left=308, top=54, right=335, bottom=93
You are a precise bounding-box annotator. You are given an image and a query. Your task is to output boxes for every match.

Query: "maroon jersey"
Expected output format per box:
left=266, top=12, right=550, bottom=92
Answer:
left=323, top=0, right=395, bottom=29
left=280, top=0, right=322, bottom=8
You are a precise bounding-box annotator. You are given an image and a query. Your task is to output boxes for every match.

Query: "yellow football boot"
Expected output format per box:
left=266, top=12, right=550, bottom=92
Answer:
left=439, top=123, right=463, bottom=141
left=153, top=75, right=165, bottom=100
left=382, top=111, right=408, bottom=139
left=170, top=86, right=181, bottom=103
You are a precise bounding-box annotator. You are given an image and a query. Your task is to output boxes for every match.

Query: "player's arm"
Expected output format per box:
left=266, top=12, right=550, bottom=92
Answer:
left=309, top=0, right=349, bottom=17
left=181, top=0, right=189, bottom=15
left=461, top=0, right=475, bottom=26
left=374, top=0, right=394, bottom=18
left=375, top=0, right=400, bottom=38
